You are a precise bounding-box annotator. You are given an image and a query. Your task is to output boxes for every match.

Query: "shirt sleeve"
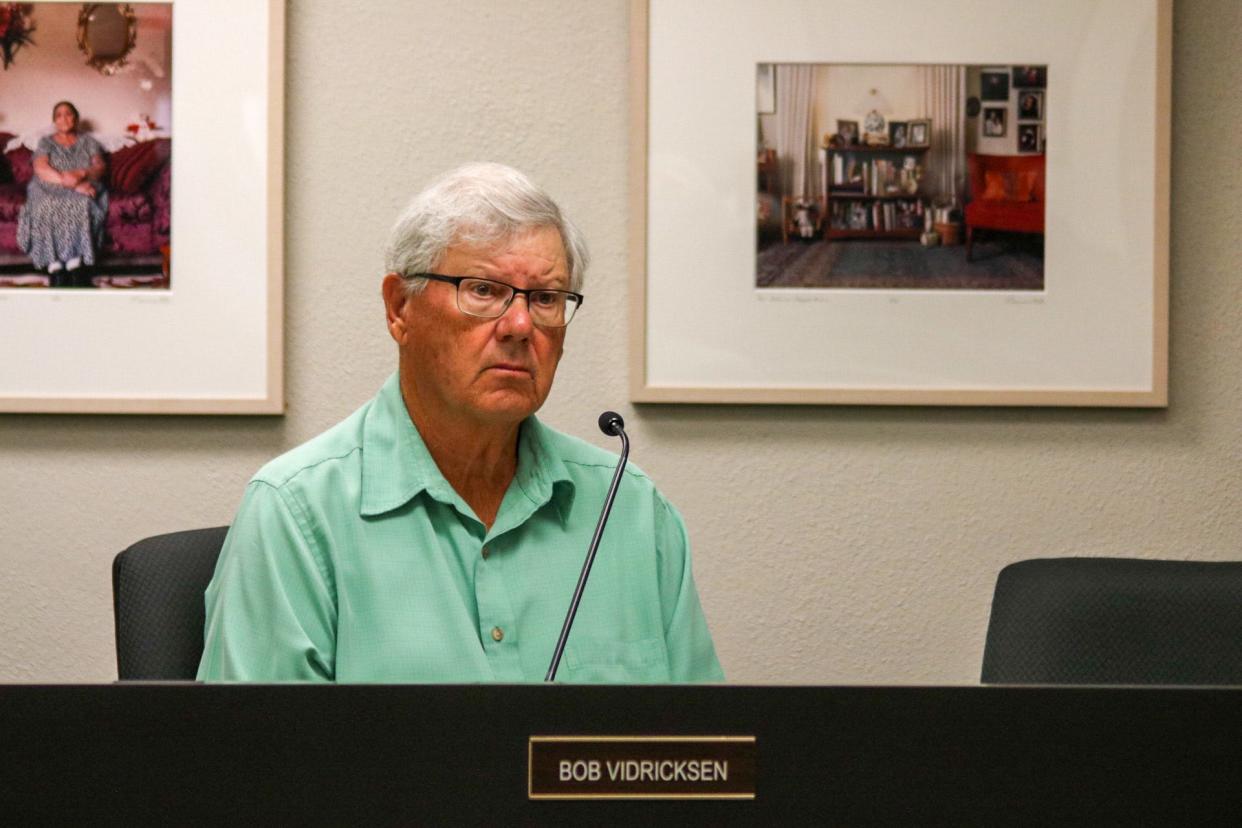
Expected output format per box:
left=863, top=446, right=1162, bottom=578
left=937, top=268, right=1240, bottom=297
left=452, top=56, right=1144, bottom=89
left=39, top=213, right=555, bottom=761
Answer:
left=654, top=493, right=725, bottom=682
left=197, top=481, right=337, bottom=681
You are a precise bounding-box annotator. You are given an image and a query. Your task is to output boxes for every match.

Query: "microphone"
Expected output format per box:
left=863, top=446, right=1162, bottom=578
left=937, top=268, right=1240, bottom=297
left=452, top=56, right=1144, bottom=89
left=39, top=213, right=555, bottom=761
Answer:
left=545, top=411, right=631, bottom=682
left=598, top=410, right=624, bottom=436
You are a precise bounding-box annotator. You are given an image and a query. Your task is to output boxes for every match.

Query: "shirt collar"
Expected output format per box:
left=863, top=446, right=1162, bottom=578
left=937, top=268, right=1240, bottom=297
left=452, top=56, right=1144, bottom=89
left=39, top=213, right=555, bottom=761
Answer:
left=360, top=373, right=574, bottom=521
left=512, top=414, right=576, bottom=525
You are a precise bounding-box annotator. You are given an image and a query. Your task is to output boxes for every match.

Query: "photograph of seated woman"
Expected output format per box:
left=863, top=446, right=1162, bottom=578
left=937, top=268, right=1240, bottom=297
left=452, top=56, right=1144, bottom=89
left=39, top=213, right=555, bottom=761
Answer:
left=16, top=101, right=108, bottom=288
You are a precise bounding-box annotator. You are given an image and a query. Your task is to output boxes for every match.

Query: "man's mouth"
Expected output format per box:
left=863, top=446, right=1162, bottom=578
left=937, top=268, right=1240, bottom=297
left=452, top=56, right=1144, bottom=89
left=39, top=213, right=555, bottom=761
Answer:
left=487, top=363, right=533, bottom=376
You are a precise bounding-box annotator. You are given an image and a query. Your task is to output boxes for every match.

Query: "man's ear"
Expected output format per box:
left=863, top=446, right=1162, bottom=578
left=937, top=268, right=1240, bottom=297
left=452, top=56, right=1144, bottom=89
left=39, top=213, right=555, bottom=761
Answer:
left=381, top=273, right=411, bottom=344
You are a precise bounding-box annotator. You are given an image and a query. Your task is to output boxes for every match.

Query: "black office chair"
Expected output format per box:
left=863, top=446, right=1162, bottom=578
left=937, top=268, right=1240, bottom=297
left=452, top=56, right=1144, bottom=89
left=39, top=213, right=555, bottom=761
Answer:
left=981, top=557, right=1242, bottom=685
left=112, top=526, right=228, bottom=681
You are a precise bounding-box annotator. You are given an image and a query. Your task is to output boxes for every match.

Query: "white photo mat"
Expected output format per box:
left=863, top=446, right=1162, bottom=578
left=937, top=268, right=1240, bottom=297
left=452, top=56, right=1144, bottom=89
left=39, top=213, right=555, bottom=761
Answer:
left=0, top=0, right=284, bottom=414
left=629, top=0, right=1170, bottom=406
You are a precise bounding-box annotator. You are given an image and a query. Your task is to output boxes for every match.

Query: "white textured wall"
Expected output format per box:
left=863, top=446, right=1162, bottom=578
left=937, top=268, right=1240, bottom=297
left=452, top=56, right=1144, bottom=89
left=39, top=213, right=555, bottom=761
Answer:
left=1, top=0, right=1239, bottom=684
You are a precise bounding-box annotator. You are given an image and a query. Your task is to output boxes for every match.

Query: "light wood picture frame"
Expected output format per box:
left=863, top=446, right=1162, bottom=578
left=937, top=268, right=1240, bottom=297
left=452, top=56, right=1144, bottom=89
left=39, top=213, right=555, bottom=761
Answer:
left=629, top=0, right=1170, bottom=406
left=0, top=0, right=285, bottom=414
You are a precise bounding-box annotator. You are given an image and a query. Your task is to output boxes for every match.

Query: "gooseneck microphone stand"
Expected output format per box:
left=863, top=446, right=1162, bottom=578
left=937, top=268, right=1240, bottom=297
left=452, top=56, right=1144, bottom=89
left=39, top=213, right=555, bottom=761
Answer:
left=545, top=411, right=630, bottom=682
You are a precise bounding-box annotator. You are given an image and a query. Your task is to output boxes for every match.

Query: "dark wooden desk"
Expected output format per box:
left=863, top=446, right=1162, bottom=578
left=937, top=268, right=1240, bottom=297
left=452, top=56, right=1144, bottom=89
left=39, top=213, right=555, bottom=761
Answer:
left=2, top=684, right=1240, bottom=825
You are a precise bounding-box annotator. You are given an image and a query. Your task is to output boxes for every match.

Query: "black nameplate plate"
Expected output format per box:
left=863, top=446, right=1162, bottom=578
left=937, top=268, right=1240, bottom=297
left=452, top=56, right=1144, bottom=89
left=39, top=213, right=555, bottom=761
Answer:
left=528, top=736, right=756, bottom=799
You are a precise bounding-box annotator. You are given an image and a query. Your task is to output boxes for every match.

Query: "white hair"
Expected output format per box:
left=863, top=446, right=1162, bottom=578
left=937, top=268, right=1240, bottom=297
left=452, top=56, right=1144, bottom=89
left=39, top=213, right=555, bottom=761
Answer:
left=384, top=162, right=588, bottom=294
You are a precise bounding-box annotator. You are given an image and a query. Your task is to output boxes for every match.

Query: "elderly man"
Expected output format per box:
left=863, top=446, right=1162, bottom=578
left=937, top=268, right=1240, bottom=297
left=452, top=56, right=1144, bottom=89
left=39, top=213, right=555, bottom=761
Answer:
left=198, top=163, right=723, bottom=683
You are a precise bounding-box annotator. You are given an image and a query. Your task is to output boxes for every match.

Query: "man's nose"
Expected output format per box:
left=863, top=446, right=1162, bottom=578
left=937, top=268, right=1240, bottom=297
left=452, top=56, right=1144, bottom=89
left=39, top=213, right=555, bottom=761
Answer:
left=495, top=294, right=533, bottom=337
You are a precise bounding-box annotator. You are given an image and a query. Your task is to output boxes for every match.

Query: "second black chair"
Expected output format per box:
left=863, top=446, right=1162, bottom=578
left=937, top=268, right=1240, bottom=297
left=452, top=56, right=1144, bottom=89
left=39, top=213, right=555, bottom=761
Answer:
left=112, top=526, right=228, bottom=681
left=981, top=557, right=1242, bottom=685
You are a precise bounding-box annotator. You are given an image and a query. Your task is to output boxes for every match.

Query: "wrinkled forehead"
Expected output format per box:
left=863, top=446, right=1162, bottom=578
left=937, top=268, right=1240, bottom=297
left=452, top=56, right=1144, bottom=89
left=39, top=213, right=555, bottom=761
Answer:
left=437, top=225, right=568, bottom=273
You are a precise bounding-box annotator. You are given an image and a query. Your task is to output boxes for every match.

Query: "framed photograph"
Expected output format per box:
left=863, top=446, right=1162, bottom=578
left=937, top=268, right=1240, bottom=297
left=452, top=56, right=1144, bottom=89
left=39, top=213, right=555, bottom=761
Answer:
left=980, top=68, right=1010, bottom=101
left=1018, top=90, right=1043, bottom=120
left=3, top=4, right=173, bottom=292
left=631, top=0, right=1170, bottom=406
left=982, top=106, right=1007, bottom=137
left=887, top=120, right=908, bottom=148
left=1017, top=123, right=1041, bottom=153
left=756, top=63, right=775, bottom=114
left=836, top=119, right=859, bottom=146
left=768, top=64, right=1042, bottom=289
left=1013, top=65, right=1047, bottom=88
left=0, top=0, right=285, bottom=413
left=907, top=118, right=931, bottom=148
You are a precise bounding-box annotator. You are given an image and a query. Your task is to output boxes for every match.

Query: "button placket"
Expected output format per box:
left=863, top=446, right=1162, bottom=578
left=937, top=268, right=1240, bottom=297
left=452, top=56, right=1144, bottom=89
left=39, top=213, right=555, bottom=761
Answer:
left=475, top=532, right=522, bottom=679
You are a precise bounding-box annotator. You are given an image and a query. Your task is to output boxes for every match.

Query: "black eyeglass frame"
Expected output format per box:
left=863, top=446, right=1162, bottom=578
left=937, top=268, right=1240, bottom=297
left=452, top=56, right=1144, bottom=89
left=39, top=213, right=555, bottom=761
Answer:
left=410, top=272, right=584, bottom=327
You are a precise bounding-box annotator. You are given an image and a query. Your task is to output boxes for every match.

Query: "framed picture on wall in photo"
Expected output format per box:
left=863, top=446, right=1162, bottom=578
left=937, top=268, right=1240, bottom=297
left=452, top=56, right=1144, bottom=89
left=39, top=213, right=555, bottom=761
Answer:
left=982, top=106, right=1007, bottom=137
left=0, top=0, right=286, bottom=414
left=1018, top=90, right=1043, bottom=120
left=907, top=119, right=931, bottom=148
left=632, top=0, right=1170, bottom=407
left=1018, top=123, right=1041, bottom=153
left=888, top=121, right=908, bottom=148
left=836, top=119, right=859, bottom=146
left=980, top=68, right=1010, bottom=101
left=1013, top=65, right=1047, bottom=88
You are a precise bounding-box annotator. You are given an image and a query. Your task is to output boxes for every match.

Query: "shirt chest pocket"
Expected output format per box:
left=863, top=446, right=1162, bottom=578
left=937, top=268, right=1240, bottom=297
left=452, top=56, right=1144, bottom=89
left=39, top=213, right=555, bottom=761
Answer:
left=562, top=636, right=671, bottom=684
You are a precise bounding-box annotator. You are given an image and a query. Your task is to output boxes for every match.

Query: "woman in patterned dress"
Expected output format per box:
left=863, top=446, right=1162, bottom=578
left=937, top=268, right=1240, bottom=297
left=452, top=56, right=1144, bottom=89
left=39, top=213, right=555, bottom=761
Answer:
left=16, top=101, right=109, bottom=287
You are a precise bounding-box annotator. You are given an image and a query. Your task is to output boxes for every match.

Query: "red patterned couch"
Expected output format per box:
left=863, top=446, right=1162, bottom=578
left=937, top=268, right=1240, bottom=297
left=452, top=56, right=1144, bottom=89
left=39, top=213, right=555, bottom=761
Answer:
left=964, top=153, right=1045, bottom=261
left=0, top=133, right=171, bottom=267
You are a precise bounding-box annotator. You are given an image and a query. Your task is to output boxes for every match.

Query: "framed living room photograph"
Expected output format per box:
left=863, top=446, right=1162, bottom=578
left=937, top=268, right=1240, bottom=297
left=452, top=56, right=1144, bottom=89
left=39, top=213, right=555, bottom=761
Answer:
left=630, top=0, right=1170, bottom=406
left=0, top=0, right=284, bottom=414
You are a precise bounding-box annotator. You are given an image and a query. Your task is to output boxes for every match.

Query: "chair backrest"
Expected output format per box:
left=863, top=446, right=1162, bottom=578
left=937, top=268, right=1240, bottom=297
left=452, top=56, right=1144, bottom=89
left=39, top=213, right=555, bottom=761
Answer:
left=112, top=527, right=228, bottom=681
left=967, top=152, right=1046, bottom=202
left=981, top=557, right=1242, bottom=685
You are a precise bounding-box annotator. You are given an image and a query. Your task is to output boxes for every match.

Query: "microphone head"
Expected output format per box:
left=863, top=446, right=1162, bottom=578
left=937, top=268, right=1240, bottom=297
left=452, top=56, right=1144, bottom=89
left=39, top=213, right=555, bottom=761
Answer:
left=597, top=410, right=625, bottom=436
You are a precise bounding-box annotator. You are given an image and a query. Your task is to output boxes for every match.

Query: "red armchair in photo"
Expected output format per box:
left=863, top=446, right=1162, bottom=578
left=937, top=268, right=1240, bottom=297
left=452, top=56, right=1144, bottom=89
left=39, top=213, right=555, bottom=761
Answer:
left=0, top=133, right=171, bottom=267
left=964, top=153, right=1045, bottom=261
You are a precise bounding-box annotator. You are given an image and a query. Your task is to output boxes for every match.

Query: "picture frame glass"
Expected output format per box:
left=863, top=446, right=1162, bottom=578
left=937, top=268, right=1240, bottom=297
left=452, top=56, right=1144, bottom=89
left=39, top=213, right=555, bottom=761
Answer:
left=0, top=0, right=283, bottom=413
left=637, top=0, right=1168, bottom=406
left=982, top=106, right=1007, bottom=137
left=980, top=69, right=1010, bottom=101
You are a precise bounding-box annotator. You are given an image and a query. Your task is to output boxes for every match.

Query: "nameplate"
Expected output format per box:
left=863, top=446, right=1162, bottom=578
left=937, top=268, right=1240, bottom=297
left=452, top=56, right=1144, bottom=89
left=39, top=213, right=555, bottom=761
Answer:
left=528, top=735, right=756, bottom=799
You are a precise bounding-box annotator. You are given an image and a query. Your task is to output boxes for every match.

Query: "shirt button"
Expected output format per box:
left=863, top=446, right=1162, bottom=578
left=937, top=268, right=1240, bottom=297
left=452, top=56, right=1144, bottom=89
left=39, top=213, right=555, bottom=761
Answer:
left=481, top=545, right=490, bottom=559
left=491, top=626, right=504, bottom=642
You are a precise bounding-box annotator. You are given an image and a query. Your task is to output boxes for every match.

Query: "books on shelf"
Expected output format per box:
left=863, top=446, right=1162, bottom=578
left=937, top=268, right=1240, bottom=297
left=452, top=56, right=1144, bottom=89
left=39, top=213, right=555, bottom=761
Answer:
left=828, top=198, right=924, bottom=232
left=818, top=146, right=927, bottom=235
left=827, top=156, right=920, bottom=196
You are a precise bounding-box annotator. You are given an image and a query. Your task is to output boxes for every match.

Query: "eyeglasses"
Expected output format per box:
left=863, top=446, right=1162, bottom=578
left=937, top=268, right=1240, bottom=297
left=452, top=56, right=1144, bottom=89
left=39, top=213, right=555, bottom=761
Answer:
left=412, top=273, right=583, bottom=328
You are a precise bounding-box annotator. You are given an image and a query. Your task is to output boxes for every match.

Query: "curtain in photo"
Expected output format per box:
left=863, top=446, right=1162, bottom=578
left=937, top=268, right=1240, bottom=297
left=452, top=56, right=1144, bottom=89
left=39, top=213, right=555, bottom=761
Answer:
left=921, top=65, right=967, bottom=204
left=773, top=64, right=817, bottom=201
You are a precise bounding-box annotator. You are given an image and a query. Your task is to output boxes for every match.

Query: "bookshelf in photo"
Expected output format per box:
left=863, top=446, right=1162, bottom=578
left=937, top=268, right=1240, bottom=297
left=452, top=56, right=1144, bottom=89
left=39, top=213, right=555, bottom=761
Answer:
left=820, top=145, right=928, bottom=240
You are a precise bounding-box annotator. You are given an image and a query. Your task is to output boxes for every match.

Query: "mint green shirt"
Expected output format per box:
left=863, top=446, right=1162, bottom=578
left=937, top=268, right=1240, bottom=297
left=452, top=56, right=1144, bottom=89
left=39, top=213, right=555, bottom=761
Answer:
left=197, top=374, right=723, bottom=683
